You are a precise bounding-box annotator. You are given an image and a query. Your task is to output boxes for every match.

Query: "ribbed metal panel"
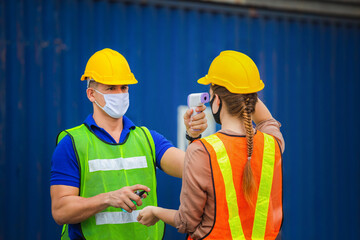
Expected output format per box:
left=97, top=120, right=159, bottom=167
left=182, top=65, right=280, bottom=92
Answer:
left=1, top=0, right=359, bottom=239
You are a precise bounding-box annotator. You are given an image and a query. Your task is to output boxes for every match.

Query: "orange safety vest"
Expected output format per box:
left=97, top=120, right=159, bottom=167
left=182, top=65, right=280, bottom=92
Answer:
left=189, top=131, right=283, bottom=240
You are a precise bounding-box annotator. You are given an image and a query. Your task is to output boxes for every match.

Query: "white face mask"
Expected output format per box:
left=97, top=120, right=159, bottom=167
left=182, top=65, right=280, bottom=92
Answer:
left=93, top=89, right=129, bottom=119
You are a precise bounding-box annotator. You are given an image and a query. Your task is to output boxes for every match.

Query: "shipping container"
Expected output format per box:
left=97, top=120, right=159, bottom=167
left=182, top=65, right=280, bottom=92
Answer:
left=0, top=0, right=359, bottom=239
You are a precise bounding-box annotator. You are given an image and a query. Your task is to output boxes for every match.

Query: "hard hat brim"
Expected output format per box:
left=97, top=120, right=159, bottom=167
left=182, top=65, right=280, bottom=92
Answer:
left=81, top=74, right=138, bottom=85
left=197, top=76, right=211, bottom=85
left=197, top=75, right=264, bottom=94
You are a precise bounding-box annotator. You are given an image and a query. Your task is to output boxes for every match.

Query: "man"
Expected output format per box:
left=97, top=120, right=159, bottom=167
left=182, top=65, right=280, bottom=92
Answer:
left=50, top=48, right=207, bottom=239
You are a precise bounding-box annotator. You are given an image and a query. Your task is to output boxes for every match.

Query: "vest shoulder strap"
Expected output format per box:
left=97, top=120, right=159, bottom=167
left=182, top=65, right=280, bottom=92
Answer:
left=138, top=126, right=156, bottom=165
left=56, top=124, right=86, bottom=145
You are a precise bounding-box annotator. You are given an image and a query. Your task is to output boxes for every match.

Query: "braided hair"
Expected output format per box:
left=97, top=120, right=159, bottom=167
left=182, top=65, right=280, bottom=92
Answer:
left=211, top=84, right=258, bottom=205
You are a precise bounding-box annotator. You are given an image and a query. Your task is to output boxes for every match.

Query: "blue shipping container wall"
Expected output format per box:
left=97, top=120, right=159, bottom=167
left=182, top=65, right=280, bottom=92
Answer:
left=1, top=0, right=360, bottom=239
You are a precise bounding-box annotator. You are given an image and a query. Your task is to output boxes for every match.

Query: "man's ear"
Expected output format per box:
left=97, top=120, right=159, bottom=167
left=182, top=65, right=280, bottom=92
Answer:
left=86, top=88, right=95, bottom=103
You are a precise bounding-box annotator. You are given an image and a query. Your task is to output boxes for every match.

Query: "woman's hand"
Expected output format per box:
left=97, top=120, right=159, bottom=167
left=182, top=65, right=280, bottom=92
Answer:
left=137, top=206, right=160, bottom=226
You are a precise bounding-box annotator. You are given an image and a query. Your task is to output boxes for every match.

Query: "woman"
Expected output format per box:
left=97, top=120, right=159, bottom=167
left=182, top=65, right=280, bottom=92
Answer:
left=138, top=50, right=284, bottom=240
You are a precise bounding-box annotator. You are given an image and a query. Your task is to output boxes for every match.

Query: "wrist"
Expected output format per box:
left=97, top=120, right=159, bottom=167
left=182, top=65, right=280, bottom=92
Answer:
left=186, top=131, right=202, bottom=143
left=152, top=206, right=160, bottom=218
left=103, top=192, right=112, bottom=207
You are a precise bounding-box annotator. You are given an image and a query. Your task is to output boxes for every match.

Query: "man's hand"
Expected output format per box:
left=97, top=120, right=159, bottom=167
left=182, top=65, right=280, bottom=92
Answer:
left=137, top=206, right=160, bottom=226
left=50, top=184, right=150, bottom=225
left=184, top=104, right=208, bottom=138
left=107, top=184, right=150, bottom=213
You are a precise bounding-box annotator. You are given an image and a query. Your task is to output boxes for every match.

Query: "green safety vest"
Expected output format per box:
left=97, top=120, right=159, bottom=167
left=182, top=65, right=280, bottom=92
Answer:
left=56, top=124, right=165, bottom=240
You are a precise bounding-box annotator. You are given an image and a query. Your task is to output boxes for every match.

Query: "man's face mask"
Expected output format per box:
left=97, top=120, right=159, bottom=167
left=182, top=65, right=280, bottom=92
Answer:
left=93, top=89, right=129, bottom=119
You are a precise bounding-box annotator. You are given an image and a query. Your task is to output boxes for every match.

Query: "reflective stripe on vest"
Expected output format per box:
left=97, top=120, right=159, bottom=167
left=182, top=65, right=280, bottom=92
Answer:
left=95, top=210, right=141, bottom=225
left=204, top=134, right=246, bottom=240
left=88, top=156, right=148, bottom=172
left=252, top=133, right=276, bottom=239
left=203, top=132, right=276, bottom=240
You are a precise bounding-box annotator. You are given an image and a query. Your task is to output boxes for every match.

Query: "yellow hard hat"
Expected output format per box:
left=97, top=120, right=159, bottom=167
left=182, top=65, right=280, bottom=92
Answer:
left=81, top=48, right=138, bottom=85
left=198, top=50, right=264, bottom=93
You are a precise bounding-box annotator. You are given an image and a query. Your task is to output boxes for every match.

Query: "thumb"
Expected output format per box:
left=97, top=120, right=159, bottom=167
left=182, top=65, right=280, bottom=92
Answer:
left=184, top=109, right=193, bottom=120
left=137, top=212, right=143, bottom=222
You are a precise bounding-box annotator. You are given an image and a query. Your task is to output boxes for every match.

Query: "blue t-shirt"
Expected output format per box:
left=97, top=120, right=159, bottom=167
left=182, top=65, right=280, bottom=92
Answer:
left=51, top=114, right=174, bottom=239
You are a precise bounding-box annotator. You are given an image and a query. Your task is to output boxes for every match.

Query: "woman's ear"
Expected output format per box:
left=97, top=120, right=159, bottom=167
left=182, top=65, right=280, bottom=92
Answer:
left=211, top=94, right=221, bottom=113
left=214, top=94, right=221, bottom=106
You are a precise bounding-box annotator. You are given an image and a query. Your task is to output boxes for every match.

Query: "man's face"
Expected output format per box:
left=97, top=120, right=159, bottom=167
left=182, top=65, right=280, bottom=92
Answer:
left=90, top=83, right=129, bottom=107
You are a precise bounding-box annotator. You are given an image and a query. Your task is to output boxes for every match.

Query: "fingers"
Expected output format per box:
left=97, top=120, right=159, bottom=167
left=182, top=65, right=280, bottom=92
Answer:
left=190, top=119, right=207, bottom=130
left=189, top=123, right=208, bottom=134
left=129, top=184, right=151, bottom=193
left=137, top=212, right=143, bottom=222
left=122, top=198, right=137, bottom=212
left=108, top=185, right=150, bottom=211
left=126, top=186, right=149, bottom=209
left=131, top=193, right=143, bottom=207
left=141, top=193, right=148, bottom=199
left=129, top=185, right=150, bottom=207
left=191, top=111, right=206, bottom=122
left=137, top=207, right=159, bottom=227
left=188, top=111, right=208, bottom=133
left=184, top=107, right=207, bottom=131
left=183, top=105, right=206, bottom=120
left=195, top=104, right=206, bottom=113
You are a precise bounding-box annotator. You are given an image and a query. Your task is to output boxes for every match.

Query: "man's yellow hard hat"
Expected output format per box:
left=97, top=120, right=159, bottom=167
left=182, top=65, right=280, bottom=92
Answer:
left=198, top=50, right=264, bottom=93
left=81, top=48, right=138, bottom=85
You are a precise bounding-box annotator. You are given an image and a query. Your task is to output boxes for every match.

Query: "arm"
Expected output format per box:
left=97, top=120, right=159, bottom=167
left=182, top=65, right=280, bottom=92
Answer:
left=173, top=142, right=210, bottom=234
left=51, top=185, right=108, bottom=225
left=139, top=142, right=210, bottom=235
left=137, top=206, right=177, bottom=227
left=152, top=207, right=177, bottom=226
left=50, top=136, right=150, bottom=225
left=51, top=184, right=150, bottom=225
left=160, top=147, right=185, bottom=178
left=252, top=98, right=273, bottom=124
left=253, top=98, right=285, bottom=152
left=149, top=131, right=184, bottom=178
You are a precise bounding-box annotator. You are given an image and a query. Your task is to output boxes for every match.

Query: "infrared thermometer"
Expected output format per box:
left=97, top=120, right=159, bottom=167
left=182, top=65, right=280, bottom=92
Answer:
left=187, top=92, right=210, bottom=117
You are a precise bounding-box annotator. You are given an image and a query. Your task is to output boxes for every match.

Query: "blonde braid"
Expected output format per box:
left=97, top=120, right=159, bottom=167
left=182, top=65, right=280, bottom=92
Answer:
left=242, top=100, right=256, bottom=206
left=243, top=105, right=254, bottom=159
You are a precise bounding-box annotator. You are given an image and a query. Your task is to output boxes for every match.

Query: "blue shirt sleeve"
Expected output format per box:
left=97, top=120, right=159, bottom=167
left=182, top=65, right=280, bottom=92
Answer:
left=149, top=130, right=174, bottom=170
left=50, top=135, right=80, bottom=188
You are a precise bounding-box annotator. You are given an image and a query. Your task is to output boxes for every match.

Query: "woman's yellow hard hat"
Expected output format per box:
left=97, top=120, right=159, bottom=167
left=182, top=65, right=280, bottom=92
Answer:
left=198, top=50, right=264, bottom=93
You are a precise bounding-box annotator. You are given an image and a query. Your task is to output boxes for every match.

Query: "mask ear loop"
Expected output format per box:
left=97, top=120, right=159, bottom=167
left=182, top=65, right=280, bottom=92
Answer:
left=94, top=100, right=104, bottom=110
left=92, top=89, right=105, bottom=108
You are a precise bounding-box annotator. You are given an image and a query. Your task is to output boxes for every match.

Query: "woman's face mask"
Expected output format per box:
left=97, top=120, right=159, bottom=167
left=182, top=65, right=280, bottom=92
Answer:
left=93, top=89, right=129, bottom=119
left=210, top=94, right=222, bottom=125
